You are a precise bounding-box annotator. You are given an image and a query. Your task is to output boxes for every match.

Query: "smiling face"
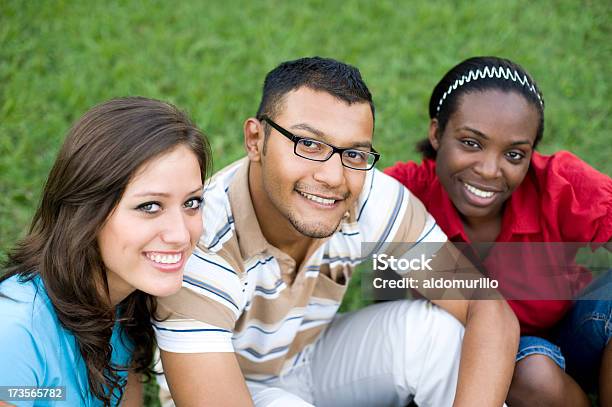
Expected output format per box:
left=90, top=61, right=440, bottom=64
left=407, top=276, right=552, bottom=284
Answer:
left=248, top=87, right=374, bottom=240
left=98, top=145, right=203, bottom=305
left=430, top=90, right=540, bottom=226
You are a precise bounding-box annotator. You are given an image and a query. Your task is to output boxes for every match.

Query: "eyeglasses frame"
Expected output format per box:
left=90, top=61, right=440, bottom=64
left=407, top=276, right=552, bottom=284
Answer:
left=258, top=115, right=380, bottom=171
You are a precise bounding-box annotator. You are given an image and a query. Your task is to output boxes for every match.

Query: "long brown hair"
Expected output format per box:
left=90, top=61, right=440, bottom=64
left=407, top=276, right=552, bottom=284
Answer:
left=1, top=97, right=212, bottom=406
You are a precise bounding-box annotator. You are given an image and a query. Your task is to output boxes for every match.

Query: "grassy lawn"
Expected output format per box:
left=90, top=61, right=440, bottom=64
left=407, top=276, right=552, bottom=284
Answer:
left=1, top=1, right=609, bottom=405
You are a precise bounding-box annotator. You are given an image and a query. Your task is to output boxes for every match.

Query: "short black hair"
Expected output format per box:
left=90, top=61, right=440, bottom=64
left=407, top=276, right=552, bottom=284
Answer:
left=256, top=56, right=375, bottom=134
left=417, top=56, right=545, bottom=159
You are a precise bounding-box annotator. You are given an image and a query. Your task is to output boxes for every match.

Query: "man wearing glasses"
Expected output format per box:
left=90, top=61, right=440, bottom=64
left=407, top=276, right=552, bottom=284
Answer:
left=154, top=57, right=519, bottom=406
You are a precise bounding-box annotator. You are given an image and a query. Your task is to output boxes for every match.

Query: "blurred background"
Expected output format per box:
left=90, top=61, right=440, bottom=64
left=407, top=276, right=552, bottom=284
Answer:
left=1, top=0, right=609, bottom=404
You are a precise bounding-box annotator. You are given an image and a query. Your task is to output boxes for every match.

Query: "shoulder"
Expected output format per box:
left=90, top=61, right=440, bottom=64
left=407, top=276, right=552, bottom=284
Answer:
left=0, top=275, right=55, bottom=325
left=356, top=168, right=409, bottom=222
left=529, top=151, right=612, bottom=205
left=0, top=275, right=55, bottom=384
left=384, top=158, right=436, bottom=185
left=531, top=151, right=612, bottom=188
left=355, top=168, right=442, bottom=243
left=199, top=159, right=244, bottom=251
left=529, top=151, right=612, bottom=241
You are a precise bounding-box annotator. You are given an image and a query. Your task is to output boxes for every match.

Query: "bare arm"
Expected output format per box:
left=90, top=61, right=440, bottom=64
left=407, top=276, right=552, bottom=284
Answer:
left=434, top=298, right=519, bottom=407
left=412, top=241, right=519, bottom=406
left=121, top=372, right=143, bottom=407
left=392, top=195, right=519, bottom=405
left=161, top=350, right=254, bottom=407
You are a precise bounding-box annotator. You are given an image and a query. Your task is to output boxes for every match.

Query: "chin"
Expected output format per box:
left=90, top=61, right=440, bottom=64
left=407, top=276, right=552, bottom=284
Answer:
left=292, top=220, right=339, bottom=239
left=458, top=204, right=497, bottom=221
left=300, top=228, right=336, bottom=239
left=146, top=278, right=184, bottom=298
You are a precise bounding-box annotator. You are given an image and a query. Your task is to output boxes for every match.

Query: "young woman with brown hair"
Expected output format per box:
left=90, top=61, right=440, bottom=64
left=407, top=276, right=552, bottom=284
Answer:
left=0, top=97, right=212, bottom=406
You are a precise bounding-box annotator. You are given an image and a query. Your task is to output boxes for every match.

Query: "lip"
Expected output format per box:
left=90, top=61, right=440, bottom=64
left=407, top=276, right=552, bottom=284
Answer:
left=142, top=250, right=188, bottom=273
left=460, top=182, right=500, bottom=207
left=296, top=189, right=343, bottom=209
left=296, top=188, right=345, bottom=200
left=461, top=180, right=502, bottom=193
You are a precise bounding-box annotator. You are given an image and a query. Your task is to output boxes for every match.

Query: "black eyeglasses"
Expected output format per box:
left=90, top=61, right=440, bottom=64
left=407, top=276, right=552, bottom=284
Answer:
left=258, top=115, right=380, bottom=171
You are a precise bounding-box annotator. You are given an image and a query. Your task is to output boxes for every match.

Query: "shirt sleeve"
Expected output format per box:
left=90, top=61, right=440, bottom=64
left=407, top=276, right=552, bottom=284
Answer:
left=362, top=170, right=448, bottom=267
left=389, top=189, right=450, bottom=271
left=154, top=247, right=245, bottom=353
left=390, top=176, right=448, bottom=247
left=372, top=174, right=496, bottom=302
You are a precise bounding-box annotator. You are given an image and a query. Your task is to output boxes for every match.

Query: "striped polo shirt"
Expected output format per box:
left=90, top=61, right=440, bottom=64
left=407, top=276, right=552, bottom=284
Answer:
left=154, top=157, right=448, bottom=382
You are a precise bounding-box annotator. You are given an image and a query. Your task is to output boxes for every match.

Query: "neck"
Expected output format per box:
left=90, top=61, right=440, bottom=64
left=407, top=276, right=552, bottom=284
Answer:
left=248, top=162, right=313, bottom=264
left=461, top=212, right=502, bottom=242
left=105, top=271, right=133, bottom=307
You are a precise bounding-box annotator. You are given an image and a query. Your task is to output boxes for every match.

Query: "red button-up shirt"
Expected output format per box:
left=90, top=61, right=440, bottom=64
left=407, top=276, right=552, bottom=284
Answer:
left=385, top=151, right=612, bottom=335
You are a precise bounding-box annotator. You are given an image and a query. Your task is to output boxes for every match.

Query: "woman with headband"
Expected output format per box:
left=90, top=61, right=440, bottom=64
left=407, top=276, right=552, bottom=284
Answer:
left=0, top=97, right=211, bottom=406
left=386, top=57, right=611, bottom=406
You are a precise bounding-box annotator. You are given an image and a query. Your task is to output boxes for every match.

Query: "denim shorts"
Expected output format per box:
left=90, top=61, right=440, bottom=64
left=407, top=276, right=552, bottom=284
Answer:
left=516, top=271, right=612, bottom=392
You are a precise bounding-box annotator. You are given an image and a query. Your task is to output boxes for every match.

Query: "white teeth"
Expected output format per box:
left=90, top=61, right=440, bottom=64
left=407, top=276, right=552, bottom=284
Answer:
left=146, top=252, right=182, bottom=264
left=299, top=191, right=335, bottom=205
left=464, top=183, right=495, bottom=198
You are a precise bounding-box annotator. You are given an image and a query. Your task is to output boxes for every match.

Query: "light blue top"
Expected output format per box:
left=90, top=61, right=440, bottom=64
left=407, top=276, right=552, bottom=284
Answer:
left=0, top=274, right=132, bottom=406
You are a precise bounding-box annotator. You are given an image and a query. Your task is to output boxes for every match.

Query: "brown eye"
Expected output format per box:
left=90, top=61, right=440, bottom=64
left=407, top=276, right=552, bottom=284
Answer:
left=505, top=151, right=525, bottom=162
left=460, top=139, right=481, bottom=149
left=343, top=150, right=367, bottom=164
left=299, top=139, right=324, bottom=151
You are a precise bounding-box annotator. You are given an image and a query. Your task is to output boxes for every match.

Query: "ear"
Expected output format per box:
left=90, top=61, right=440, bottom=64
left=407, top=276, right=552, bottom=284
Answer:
left=244, top=118, right=264, bottom=162
left=428, top=119, right=441, bottom=151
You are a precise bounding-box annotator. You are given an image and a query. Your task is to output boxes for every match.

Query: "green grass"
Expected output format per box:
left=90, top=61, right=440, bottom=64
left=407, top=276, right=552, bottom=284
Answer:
left=1, top=0, right=610, bottom=264
left=1, top=1, right=609, bottom=405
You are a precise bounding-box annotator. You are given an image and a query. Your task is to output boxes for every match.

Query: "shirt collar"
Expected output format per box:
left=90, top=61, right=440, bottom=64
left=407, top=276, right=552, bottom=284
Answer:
left=228, top=158, right=270, bottom=259
left=500, top=168, right=541, bottom=235
left=427, top=160, right=541, bottom=241
left=430, top=177, right=469, bottom=241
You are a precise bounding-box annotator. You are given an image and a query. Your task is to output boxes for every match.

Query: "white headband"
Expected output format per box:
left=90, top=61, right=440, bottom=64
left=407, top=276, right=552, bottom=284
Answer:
left=435, top=66, right=543, bottom=114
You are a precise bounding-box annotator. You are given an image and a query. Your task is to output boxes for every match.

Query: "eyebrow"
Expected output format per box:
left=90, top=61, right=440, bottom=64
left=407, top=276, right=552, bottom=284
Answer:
left=457, top=126, right=532, bottom=146
left=290, top=123, right=373, bottom=150
left=457, top=126, right=489, bottom=140
left=133, top=186, right=203, bottom=198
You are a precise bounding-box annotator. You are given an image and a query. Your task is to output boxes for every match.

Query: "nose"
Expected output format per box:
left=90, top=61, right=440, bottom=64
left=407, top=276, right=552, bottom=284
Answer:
left=312, top=152, right=345, bottom=187
left=474, top=152, right=502, bottom=180
left=161, top=208, right=192, bottom=246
